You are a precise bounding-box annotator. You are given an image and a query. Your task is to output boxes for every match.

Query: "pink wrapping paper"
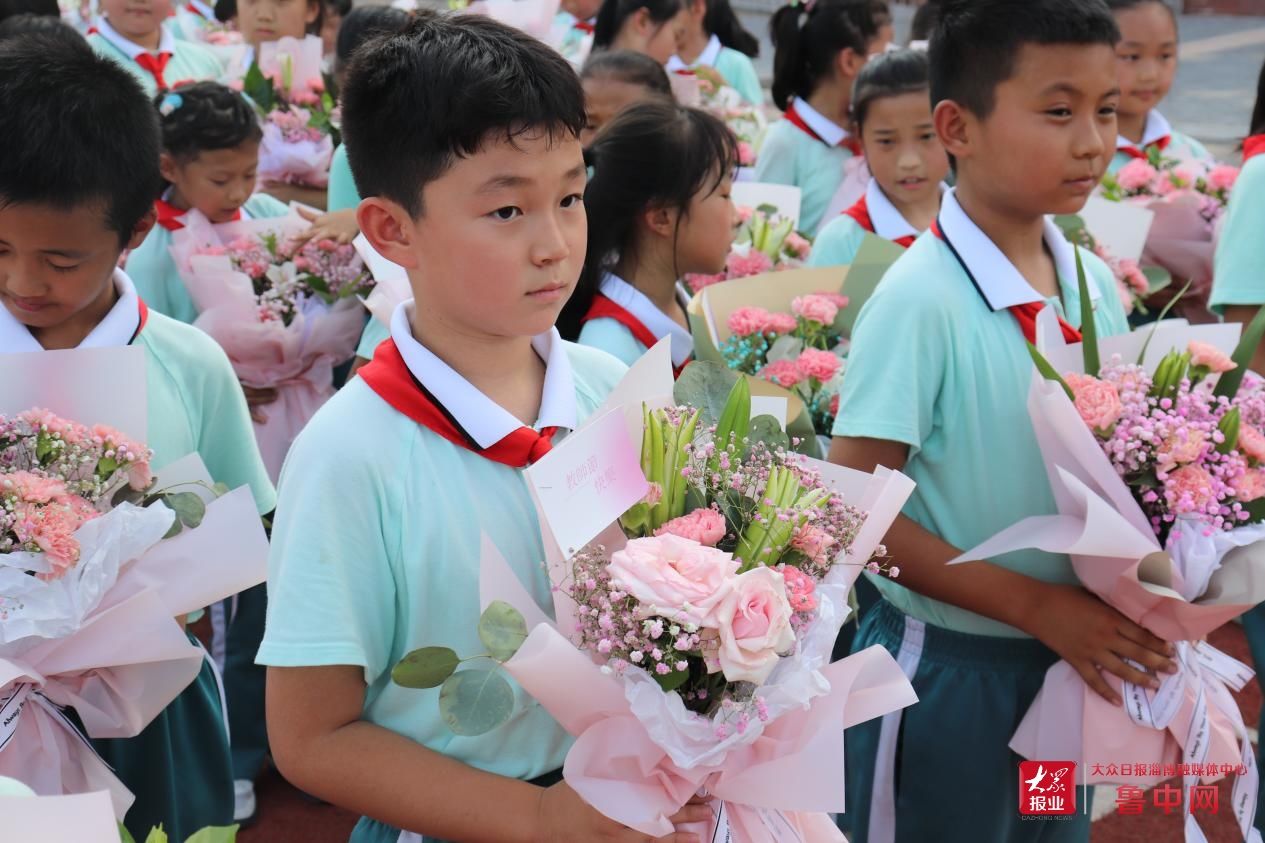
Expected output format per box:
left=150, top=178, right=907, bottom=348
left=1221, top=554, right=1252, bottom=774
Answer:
left=258, top=125, right=334, bottom=189
left=170, top=212, right=365, bottom=481
left=1135, top=194, right=1216, bottom=306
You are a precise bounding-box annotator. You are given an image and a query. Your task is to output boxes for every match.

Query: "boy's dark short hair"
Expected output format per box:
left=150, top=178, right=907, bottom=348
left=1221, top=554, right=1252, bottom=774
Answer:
left=929, top=0, right=1119, bottom=119
left=341, top=11, right=586, bottom=218
left=0, top=11, right=84, bottom=43
left=0, top=36, right=160, bottom=245
left=0, top=0, right=58, bottom=23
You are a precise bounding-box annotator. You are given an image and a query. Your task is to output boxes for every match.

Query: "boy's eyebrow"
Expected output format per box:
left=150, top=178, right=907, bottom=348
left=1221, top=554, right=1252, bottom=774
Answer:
left=476, top=174, right=533, bottom=194
left=1038, top=81, right=1120, bottom=99
left=564, top=163, right=587, bottom=180
left=40, top=248, right=91, bottom=259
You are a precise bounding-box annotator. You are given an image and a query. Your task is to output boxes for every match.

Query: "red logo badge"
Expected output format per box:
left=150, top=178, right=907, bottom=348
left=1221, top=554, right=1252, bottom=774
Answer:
left=1019, top=761, right=1076, bottom=815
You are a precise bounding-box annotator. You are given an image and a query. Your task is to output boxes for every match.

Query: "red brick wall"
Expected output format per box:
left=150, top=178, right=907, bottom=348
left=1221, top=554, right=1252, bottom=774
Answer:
left=1183, top=0, right=1265, bottom=15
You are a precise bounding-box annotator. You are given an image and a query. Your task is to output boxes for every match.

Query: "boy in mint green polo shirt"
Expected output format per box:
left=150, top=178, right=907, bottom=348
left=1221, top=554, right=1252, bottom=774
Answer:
left=828, top=2, right=1177, bottom=841
left=1209, top=152, right=1265, bottom=371
left=87, top=0, right=222, bottom=97
left=0, top=38, right=274, bottom=841
left=256, top=14, right=712, bottom=842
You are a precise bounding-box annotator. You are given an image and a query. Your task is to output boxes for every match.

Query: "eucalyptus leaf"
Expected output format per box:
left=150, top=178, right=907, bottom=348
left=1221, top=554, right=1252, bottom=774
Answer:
left=764, top=335, right=805, bottom=363
left=112, top=484, right=147, bottom=508
left=477, top=600, right=528, bottom=662
left=673, top=362, right=741, bottom=428
left=163, top=491, right=207, bottom=530
left=392, top=646, right=460, bottom=689
left=747, top=415, right=790, bottom=456
left=439, top=669, right=515, bottom=736
left=184, top=827, right=239, bottom=843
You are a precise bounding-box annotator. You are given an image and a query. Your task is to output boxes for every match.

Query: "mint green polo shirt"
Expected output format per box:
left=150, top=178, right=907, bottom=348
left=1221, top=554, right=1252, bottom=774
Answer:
left=1209, top=155, right=1265, bottom=315
left=87, top=20, right=222, bottom=98
left=327, top=144, right=362, bottom=214
left=832, top=189, right=1130, bottom=637
left=753, top=105, right=856, bottom=236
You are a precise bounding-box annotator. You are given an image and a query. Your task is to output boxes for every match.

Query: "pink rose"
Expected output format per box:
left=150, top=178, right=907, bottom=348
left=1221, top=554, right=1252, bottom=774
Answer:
left=728, top=306, right=772, bottom=337
left=1207, top=165, right=1240, bottom=193
left=1235, top=468, right=1265, bottom=502
left=796, top=348, right=842, bottom=383
left=759, top=359, right=804, bottom=388
left=790, top=523, right=836, bottom=566
left=1164, top=465, right=1217, bottom=514
left=1153, top=177, right=1177, bottom=197
left=607, top=534, right=738, bottom=628
left=1063, top=372, right=1124, bottom=432
left=1188, top=340, right=1235, bottom=374
left=764, top=313, right=798, bottom=335
left=791, top=294, right=839, bottom=326
left=655, top=507, right=727, bottom=547
left=778, top=564, right=818, bottom=613
left=1238, top=425, right=1265, bottom=463
left=1117, top=159, right=1159, bottom=192
left=714, top=566, right=795, bottom=684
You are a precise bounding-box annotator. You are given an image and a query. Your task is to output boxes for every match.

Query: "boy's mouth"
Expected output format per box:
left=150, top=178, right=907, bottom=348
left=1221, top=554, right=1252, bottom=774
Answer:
left=1063, top=175, right=1099, bottom=194
left=527, top=282, right=568, bottom=303
left=895, top=176, right=928, bottom=190
left=5, top=295, right=50, bottom=313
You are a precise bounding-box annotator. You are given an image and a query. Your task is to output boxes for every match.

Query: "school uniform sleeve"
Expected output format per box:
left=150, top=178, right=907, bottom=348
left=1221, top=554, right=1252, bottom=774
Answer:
left=576, top=317, right=646, bottom=366
left=807, top=215, right=866, bottom=268
left=326, top=144, right=362, bottom=213
left=1171, top=130, right=1214, bottom=166
left=1210, top=157, right=1265, bottom=314
left=715, top=48, right=763, bottom=106
left=126, top=228, right=201, bottom=324
left=752, top=120, right=799, bottom=188
left=243, top=192, right=293, bottom=219
left=257, top=387, right=399, bottom=679
left=831, top=256, right=950, bottom=454
left=356, top=318, right=389, bottom=360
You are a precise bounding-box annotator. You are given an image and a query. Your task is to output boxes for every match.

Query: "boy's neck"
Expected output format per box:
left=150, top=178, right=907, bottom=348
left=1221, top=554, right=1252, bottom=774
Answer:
left=105, top=18, right=163, bottom=51
left=885, top=184, right=941, bottom=233
left=32, top=278, right=120, bottom=351
left=1117, top=110, right=1148, bottom=145
left=407, top=306, right=546, bottom=428
left=614, top=252, right=687, bottom=329
left=953, top=181, right=1059, bottom=300
left=677, top=27, right=709, bottom=65
left=166, top=186, right=190, bottom=211
left=805, top=81, right=851, bottom=129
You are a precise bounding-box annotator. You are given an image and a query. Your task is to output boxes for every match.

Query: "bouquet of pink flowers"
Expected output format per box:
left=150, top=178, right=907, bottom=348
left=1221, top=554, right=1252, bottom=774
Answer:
left=720, top=294, right=848, bottom=437
left=687, top=205, right=813, bottom=293
left=1099, top=156, right=1240, bottom=309
left=0, top=388, right=267, bottom=818
left=1054, top=213, right=1170, bottom=316
left=241, top=36, right=337, bottom=188
left=690, top=67, right=766, bottom=169
left=394, top=360, right=917, bottom=841
left=171, top=211, right=369, bottom=481
left=954, top=265, right=1265, bottom=842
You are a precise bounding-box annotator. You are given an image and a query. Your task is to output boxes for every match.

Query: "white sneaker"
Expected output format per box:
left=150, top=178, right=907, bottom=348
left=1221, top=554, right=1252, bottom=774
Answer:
left=233, top=778, right=257, bottom=824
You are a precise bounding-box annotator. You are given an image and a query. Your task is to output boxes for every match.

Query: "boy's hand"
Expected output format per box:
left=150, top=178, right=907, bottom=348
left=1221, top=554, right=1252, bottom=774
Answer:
left=1026, top=583, right=1177, bottom=705
left=293, top=206, right=359, bottom=247
left=535, top=781, right=713, bottom=843
left=242, top=383, right=279, bottom=424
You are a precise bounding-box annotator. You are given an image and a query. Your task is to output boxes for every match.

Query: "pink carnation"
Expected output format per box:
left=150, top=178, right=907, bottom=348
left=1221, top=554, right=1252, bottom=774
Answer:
left=1171, top=163, right=1203, bottom=187
left=1159, top=429, right=1207, bottom=470
left=828, top=393, right=840, bottom=418
left=791, top=294, right=839, bottom=326
left=1117, top=159, right=1159, bottom=192
left=790, top=523, right=836, bottom=566
left=764, top=313, right=798, bottom=334
left=642, top=482, right=663, bottom=506
left=814, top=291, right=849, bottom=309
left=796, top=348, right=842, bottom=383
left=728, top=306, right=772, bottom=337
left=727, top=249, right=773, bottom=279
left=655, top=507, right=727, bottom=547
left=759, top=359, right=805, bottom=388
left=735, top=205, right=754, bottom=224
left=1188, top=340, right=1235, bottom=374
left=1238, top=425, right=1265, bottom=463
left=1235, top=469, right=1265, bottom=502
left=305, top=76, right=325, bottom=93
left=1164, top=465, right=1217, bottom=514
left=5, top=471, right=68, bottom=503
left=1064, top=372, right=1124, bottom=432
left=737, top=141, right=755, bottom=167
left=778, top=564, right=818, bottom=613
left=783, top=232, right=812, bottom=259
left=1207, top=164, right=1240, bottom=193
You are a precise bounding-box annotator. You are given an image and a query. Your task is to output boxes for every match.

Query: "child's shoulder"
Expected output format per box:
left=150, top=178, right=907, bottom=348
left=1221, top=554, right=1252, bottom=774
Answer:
left=561, top=338, right=629, bottom=407
left=1169, top=129, right=1212, bottom=163
left=284, top=376, right=418, bottom=482
left=139, top=309, right=232, bottom=372
left=809, top=213, right=867, bottom=266
left=171, top=36, right=221, bottom=65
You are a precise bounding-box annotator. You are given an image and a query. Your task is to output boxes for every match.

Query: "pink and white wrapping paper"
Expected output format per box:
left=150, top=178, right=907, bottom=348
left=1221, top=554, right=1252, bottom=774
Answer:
left=481, top=347, right=919, bottom=841
left=171, top=210, right=365, bottom=481
left=952, top=321, right=1265, bottom=842
left=1137, top=193, right=1217, bottom=314
left=255, top=35, right=334, bottom=187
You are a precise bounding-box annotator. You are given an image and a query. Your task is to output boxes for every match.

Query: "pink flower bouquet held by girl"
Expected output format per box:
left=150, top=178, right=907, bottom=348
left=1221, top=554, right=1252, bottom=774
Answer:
left=243, top=36, right=337, bottom=187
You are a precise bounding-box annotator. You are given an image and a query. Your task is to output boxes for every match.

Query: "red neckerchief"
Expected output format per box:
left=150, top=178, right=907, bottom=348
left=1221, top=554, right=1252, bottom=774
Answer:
left=1243, top=134, right=1265, bottom=163
left=131, top=298, right=150, bottom=344
left=134, top=51, right=173, bottom=91
left=929, top=220, right=1082, bottom=346
left=1119, top=134, right=1170, bottom=161
left=153, top=199, right=242, bottom=231
left=185, top=2, right=207, bottom=17
left=842, top=194, right=916, bottom=249
left=573, top=18, right=594, bottom=33
left=582, top=294, right=690, bottom=378
left=784, top=102, right=862, bottom=155
left=358, top=339, right=559, bottom=468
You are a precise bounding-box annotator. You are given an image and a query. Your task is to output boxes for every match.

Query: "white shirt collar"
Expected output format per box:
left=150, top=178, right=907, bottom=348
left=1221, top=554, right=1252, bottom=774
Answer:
left=388, top=301, right=577, bottom=447
left=666, top=34, right=721, bottom=71
left=936, top=188, right=1099, bottom=312
left=0, top=269, right=142, bottom=354
left=791, top=97, right=849, bottom=147
left=1117, top=110, right=1171, bottom=153
left=95, top=16, right=176, bottom=59
left=187, top=0, right=216, bottom=19
left=598, top=273, right=694, bottom=367
left=865, top=178, right=920, bottom=241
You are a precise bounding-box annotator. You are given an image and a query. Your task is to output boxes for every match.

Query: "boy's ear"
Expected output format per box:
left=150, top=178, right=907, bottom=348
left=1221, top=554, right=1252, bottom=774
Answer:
left=357, top=197, right=421, bottom=270
left=305, top=0, right=320, bottom=25
left=933, top=99, right=972, bottom=163
left=158, top=152, right=179, bottom=186
left=127, top=207, right=157, bottom=252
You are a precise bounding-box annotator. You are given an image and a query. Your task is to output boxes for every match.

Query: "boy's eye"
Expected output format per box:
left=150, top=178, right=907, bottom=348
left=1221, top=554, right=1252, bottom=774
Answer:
left=918, top=131, right=937, bottom=142
left=560, top=194, right=584, bottom=209
left=1099, top=104, right=1119, bottom=117
left=48, top=261, right=78, bottom=273
left=490, top=206, right=522, bottom=221
left=1046, top=107, right=1072, bottom=118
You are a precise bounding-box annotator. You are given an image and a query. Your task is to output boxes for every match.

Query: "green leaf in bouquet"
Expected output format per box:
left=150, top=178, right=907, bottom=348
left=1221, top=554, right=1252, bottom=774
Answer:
left=1052, top=214, right=1094, bottom=250
left=1213, top=304, right=1265, bottom=400
left=1217, top=407, right=1241, bottom=455
left=1075, top=247, right=1099, bottom=375
left=755, top=203, right=778, bottom=216
left=1026, top=342, right=1075, bottom=401
left=439, top=668, right=514, bottom=736
left=673, top=361, right=741, bottom=429
left=241, top=62, right=275, bottom=114
left=392, top=646, right=460, bottom=689
left=746, top=414, right=789, bottom=456
left=477, top=601, right=528, bottom=662
left=1243, top=496, right=1265, bottom=525
left=683, top=486, right=708, bottom=515
left=619, top=500, right=653, bottom=536
left=713, top=374, right=751, bottom=455
left=119, top=823, right=137, bottom=843
left=211, top=481, right=230, bottom=498
left=112, top=484, right=147, bottom=508
left=184, top=827, right=239, bottom=843
left=1136, top=279, right=1192, bottom=365
left=717, top=489, right=755, bottom=536
left=839, top=235, right=904, bottom=337
left=144, top=826, right=168, bottom=843
left=162, top=491, right=206, bottom=535
left=653, top=665, right=690, bottom=692
left=668, top=410, right=700, bottom=521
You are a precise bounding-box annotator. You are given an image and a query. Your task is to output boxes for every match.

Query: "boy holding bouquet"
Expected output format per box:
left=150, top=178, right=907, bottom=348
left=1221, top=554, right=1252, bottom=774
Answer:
left=0, top=36, right=274, bottom=840
left=257, top=13, right=710, bottom=842
left=828, top=1, right=1178, bottom=841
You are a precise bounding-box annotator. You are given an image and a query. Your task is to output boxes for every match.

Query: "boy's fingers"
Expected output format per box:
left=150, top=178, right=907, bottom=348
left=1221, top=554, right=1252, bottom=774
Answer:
left=661, top=835, right=700, bottom=843
left=1113, top=637, right=1176, bottom=675
left=1099, top=652, right=1159, bottom=690
left=1117, top=620, right=1174, bottom=659
left=1073, top=659, right=1120, bottom=705
left=668, top=804, right=714, bottom=824
left=296, top=206, right=319, bottom=221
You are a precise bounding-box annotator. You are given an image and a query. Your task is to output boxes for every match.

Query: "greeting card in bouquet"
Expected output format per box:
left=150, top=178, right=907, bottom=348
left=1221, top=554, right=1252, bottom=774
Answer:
left=1078, top=194, right=1154, bottom=263
left=732, top=182, right=803, bottom=229
left=0, top=345, right=146, bottom=441
left=466, top=0, right=560, bottom=39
